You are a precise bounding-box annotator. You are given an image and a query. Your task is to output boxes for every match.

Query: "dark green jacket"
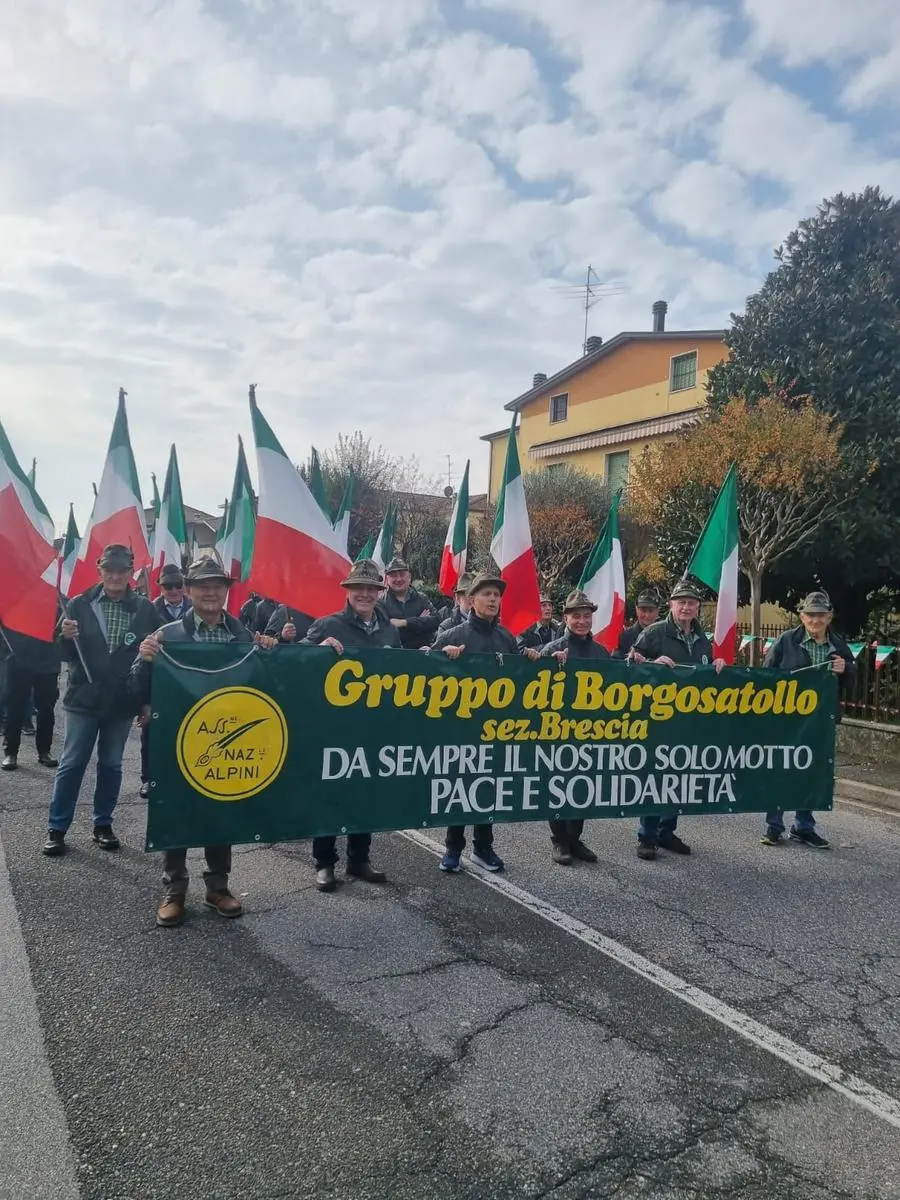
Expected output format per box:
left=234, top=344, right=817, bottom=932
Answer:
left=431, top=612, right=517, bottom=655
left=540, top=630, right=611, bottom=661
left=61, top=585, right=159, bottom=717
left=764, top=626, right=856, bottom=722
left=632, top=615, right=714, bottom=666
left=517, top=620, right=562, bottom=652
left=302, top=605, right=402, bottom=649
left=378, top=588, right=440, bottom=650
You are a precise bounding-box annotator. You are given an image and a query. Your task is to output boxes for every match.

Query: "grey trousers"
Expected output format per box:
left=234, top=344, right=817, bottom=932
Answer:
left=162, top=846, right=232, bottom=897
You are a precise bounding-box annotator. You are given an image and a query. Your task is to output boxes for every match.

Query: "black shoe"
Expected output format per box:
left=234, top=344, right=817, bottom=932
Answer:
left=551, top=842, right=574, bottom=866
left=21, top=723, right=35, bottom=737
left=139, top=782, right=150, bottom=800
left=37, top=754, right=58, bottom=769
left=760, top=826, right=784, bottom=846
left=315, top=866, right=336, bottom=892
left=1, top=754, right=17, bottom=772
left=92, top=825, right=120, bottom=851
left=789, top=827, right=830, bottom=849
left=346, top=861, right=387, bottom=884
left=570, top=839, right=598, bottom=863
left=42, top=830, right=66, bottom=856
left=658, top=832, right=691, bottom=855
left=637, top=838, right=657, bottom=861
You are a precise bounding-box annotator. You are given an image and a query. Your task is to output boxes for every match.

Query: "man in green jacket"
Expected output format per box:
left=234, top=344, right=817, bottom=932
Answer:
left=631, top=580, right=725, bottom=861
left=761, top=591, right=856, bottom=849
left=43, top=544, right=159, bottom=857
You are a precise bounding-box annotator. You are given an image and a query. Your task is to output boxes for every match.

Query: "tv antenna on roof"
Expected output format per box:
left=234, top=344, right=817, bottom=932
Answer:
left=551, top=265, right=625, bottom=354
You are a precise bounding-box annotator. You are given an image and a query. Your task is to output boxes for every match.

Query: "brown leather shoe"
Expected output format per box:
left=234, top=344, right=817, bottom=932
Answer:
left=156, top=897, right=185, bottom=927
left=204, top=889, right=243, bottom=918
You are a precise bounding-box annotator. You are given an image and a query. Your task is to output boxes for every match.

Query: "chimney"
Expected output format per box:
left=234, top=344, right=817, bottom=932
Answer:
left=652, top=300, right=668, bottom=333
left=584, top=335, right=603, bottom=355
left=533, top=372, right=548, bottom=388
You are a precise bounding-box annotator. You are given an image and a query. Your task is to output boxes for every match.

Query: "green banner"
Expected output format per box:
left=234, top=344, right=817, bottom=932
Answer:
left=145, top=646, right=837, bottom=851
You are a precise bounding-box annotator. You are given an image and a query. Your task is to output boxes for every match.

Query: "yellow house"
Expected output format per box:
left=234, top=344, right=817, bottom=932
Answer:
left=482, top=302, right=727, bottom=501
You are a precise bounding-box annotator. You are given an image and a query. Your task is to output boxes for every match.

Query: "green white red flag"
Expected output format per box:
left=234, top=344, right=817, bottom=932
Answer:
left=58, top=504, right=81, bottom=598
left=439, top=460, right=469, bottom=596
left=490, top=421, right=541, bottom=635
left=149, top=445, right=188, bottom=598
left=578, top=492, right=626, bottom=650
left=0, top=417, right=58, bottom=640
left=220, top=437, right=256, bottom=617
left=874, top=645, right=894, bottom=669
left=372, top=504, right=397, bottom=575
left=332, top=472, right=355, bottom=555
left=69, top=389, right=150, bottom=596
left=248, top=387, right=350, bottom=616
left=686, top=463, right=739, bottom=663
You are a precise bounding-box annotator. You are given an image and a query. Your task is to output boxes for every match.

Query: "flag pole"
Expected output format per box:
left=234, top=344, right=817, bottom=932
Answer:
left=56, top=587, right=94, bottom=683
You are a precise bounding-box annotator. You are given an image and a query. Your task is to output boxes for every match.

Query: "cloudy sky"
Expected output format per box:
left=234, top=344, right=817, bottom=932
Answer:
left=3, top=0, right=899, bottom=530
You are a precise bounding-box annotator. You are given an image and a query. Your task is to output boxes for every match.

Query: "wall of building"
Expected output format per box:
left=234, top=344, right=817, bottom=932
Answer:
left=519, top=337, right=724, bottom=454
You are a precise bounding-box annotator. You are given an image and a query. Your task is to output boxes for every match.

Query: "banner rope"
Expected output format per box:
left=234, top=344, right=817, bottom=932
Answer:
left=157, top=645, right=260, bottom=674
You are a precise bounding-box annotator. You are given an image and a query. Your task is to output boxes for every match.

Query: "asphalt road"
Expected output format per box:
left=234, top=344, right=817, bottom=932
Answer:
left=1, top=726, right=899, bottom=1199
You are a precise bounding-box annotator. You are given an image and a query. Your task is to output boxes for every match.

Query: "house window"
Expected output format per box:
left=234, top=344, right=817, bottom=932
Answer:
left=545, top=463, right=563, bottom=476
left=549, top=393, right=568, bottom=423
left=606, top=450, right=630, bottom=494
left=670, top=351, right=698, bottom=392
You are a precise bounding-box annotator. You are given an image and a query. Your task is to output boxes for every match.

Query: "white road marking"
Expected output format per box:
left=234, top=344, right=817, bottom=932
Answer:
left=399, top=828, right=900, bottom=1132
left=836, top=796, right=900, bottom=819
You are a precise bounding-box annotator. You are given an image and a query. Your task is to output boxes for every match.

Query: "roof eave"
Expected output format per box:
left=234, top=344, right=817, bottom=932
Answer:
left=504, top=330, right=727, bottom=413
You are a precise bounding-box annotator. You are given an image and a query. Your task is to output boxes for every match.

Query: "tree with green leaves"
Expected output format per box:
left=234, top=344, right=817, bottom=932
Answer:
left=706, top=186, right=900, bottom=627
left=628, top=388, right=855, bottom=657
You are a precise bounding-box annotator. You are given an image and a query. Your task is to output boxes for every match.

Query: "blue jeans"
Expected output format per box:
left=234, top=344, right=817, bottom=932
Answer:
left=48, top=710, right=134, bottom=832
left=638, top=814, right=678, bottom=843
left=766, top=810, right=816, bottom=833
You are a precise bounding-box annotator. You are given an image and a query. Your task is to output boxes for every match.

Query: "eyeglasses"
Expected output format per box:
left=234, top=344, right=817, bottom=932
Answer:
left=162, top=583, right=183, bottom=591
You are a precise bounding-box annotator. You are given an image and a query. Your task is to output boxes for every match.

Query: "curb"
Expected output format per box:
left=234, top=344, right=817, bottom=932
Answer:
left=834, top=776, right=900, bottom=816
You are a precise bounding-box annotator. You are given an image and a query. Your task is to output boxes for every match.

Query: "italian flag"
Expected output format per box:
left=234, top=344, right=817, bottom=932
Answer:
left=149, top=445, right=188, bottom=598
left=0, top=417, right=59, bottom=641
left=58, top=504, right=81, bottom=598
left=372, top=504, right=397, bottom=575
left=490, top=421, right=541, bottom=635
left=220, top=437, right=256, bottom=617
left=248, top=387, right=350, bottom=616
left=69, top=388, right=150, bottom=596
left=579, top=491, right=626, bottom=650
left=332, top=471, right=355, bottom=555
left=439, top=460, right=469, bottom=595
left=687, top=462, right=739, bottom=663
left=874, top=645, right=894, bottom=670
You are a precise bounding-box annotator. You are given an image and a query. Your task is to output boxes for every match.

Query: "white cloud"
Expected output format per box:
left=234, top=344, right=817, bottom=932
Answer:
left=0, top=0, right=898, bottom=531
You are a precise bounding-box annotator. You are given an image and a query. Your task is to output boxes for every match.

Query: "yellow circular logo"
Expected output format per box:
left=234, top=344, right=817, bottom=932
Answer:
left=176, top=687, right=288, bottom=802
